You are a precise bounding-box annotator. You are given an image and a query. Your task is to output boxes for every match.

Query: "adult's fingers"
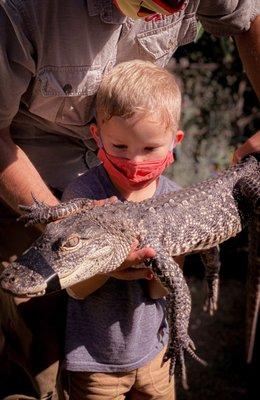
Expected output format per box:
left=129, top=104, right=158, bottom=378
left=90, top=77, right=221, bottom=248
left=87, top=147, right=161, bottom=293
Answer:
left=233, top=131, right=260, bottom=164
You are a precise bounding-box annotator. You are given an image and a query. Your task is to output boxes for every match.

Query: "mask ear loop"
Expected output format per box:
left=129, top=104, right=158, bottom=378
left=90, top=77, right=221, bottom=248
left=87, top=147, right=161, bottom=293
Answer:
left=170, top=139, right=176, bottom=151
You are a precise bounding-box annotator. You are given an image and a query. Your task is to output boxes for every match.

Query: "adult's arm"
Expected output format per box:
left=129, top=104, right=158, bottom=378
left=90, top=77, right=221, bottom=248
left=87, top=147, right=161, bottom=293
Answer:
left=0, top=127, right=59, bottom=213
left=197, top=2, right=260, bottom=160
left=0, top=6, right=58, bottom=211
left=233, top=16, right=260, bottom=161
left=234, top=15, right=260, bottom=99
left=197, top=1, right=259, bottom=97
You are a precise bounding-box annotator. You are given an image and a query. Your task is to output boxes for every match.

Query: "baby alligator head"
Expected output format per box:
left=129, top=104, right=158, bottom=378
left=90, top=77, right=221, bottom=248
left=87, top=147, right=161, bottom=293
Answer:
left=0, top=214, right=132, bottom=297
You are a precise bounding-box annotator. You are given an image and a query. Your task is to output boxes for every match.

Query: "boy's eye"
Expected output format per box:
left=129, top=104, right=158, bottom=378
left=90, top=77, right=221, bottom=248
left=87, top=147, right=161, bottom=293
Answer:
left=144, top=147, right=156, bottom=152
left=113, top=144, right=127, bottom=149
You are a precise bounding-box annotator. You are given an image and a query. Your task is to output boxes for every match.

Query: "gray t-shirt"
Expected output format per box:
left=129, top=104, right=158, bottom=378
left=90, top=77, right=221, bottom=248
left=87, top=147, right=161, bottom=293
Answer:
left=62, top=165, right=180, bottom=372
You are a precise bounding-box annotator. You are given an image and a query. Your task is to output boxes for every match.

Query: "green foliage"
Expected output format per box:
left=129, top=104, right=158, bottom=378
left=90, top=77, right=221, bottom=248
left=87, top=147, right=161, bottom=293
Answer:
left=166, top=31, right=259, bottom=186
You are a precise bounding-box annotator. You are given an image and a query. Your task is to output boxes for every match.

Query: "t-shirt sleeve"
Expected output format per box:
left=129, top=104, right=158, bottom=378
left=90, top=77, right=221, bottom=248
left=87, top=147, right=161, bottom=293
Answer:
left=0, top=3, right=35, bottom=129
left=197, top=0, right=260, bottom=36
left=62, top=176, right=95, bottom=202
left=62, top=166, right=119, bottom=202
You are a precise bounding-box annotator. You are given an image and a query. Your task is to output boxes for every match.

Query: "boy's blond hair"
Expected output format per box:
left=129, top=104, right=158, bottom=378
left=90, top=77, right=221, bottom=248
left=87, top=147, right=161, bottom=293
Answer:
left=96, top=60, right=181, bottom=131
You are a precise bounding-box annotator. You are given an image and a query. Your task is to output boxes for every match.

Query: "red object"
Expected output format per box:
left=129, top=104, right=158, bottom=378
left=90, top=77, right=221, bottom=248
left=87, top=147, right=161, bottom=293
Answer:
left=97, top=147, right=174, bottom=190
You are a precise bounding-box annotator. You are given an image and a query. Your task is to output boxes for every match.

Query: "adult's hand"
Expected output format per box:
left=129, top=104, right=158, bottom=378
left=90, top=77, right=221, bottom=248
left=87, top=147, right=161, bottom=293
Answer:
left=233, top=131, right=260, bottom=163
left=108, top=239, right=156, bottom=281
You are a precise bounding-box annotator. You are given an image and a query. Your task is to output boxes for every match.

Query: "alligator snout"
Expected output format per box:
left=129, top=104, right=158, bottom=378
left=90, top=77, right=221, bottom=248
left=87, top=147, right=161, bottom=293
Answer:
left=1, top=269, right=19, bottom=288
left=1, top=272, right=18, bottom=286
left=0, top=262, right=47, bottom=297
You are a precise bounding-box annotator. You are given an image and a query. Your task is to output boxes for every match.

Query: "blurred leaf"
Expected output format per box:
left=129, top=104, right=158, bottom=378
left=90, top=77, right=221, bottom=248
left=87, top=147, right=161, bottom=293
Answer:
left=166, top=33, right=260, bottom=186
left=194, top=22, right=204, bottom=43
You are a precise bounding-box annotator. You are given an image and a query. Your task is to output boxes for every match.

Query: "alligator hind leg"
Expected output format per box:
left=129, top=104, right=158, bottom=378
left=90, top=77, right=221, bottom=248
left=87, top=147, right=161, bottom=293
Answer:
left=146, top=251, right=206, bottom=389
left=200, top=246, right=221, bottom=316
left=236, top=171, right=260, bottom=362
left=246, top=208, right=260, bottom=363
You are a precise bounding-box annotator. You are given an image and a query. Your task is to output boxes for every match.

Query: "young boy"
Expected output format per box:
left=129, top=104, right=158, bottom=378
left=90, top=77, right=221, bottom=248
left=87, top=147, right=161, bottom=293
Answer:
left=62, top=60, right=184, bottom=400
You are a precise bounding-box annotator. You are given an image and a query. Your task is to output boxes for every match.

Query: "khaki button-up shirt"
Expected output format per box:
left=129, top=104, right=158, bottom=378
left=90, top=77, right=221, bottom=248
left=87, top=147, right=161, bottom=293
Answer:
left=0, top=0, right=259, bottom=190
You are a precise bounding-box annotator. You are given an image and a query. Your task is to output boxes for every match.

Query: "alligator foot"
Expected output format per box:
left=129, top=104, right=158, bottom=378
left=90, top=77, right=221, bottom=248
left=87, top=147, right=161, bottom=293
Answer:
left=203, top=277, right=219, bottom=316
left=18, top=194, right=117, bottom=226
left=18, top=194, right=52, bottom=226
left=164, top=335, right=207, bottom=389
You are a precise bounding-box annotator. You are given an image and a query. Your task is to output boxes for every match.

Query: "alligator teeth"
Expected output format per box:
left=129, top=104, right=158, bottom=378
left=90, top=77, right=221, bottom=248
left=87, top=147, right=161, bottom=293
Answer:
left=27, top=290, right=46, bottom=297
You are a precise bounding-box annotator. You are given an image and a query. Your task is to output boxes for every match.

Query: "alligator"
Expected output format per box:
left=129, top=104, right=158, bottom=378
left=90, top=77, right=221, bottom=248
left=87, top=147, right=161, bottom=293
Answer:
left=0, top=154, right=259, bottom=388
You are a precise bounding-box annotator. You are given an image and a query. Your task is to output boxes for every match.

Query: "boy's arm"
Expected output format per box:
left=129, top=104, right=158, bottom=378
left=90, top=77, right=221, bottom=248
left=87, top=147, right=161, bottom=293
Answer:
left=148, top=255, right=185, bottom=299
left=67, top=275, right=110, bottom=299
left=67, top=242, right=157, bottom=299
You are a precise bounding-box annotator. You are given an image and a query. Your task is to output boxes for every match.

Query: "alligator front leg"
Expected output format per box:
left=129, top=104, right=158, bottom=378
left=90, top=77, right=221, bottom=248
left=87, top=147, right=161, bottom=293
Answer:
left=146, top=252, right=206, bottom=389
left=18, top=194, right=117, bottom=226
left=200, top=246, right=221, bottom=316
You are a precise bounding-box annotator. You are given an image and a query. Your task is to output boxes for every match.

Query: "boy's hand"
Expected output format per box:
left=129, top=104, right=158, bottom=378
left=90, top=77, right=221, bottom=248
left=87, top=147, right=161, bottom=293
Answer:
left=108, top=239, right=156, bottom=281
left=92, top=196, right=118, bottom=207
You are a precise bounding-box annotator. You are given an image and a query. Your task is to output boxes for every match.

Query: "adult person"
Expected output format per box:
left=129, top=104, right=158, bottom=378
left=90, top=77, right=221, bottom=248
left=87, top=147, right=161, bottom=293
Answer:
left=0, top=1, right=259, bottom=399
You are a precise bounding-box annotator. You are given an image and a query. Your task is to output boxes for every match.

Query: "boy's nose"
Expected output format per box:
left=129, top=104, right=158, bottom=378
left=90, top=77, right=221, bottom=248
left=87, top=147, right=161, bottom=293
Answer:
left=130, top=155, right=144, bottom=163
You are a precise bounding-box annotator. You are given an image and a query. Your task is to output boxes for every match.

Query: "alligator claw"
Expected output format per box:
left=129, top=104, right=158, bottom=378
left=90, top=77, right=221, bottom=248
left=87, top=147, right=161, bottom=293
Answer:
left=203, top=296, right=218, bottom=315
left=18, top=194, right=118, bottom=227
left=203, top=277, right=219, bottom=316
left=18, top=198, right=50, bottom=226
left=163, top=334, right=207, bottom=389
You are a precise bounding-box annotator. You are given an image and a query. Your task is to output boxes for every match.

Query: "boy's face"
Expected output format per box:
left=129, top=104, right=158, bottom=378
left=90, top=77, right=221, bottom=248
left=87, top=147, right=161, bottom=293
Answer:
left=93, top=115, right=183, bottom=162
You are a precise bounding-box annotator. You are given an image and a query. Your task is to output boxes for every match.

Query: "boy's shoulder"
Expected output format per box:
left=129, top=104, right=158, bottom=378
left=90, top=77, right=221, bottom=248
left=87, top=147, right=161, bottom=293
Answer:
left=62, top=164, right=117, bottom=201
left=156, top=175, right=181, bottom=196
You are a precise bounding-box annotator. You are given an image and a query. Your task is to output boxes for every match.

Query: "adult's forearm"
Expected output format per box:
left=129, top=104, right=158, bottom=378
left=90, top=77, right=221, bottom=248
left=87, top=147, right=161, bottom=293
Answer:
left=235, top=15, right=260, bottom=99
left=0, top=129, right=58, bottom=213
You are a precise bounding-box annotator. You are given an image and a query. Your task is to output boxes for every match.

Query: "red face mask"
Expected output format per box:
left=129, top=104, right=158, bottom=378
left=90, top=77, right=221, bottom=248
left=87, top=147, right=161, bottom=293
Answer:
left=113, top=0, right=186, bottom=21
left=97, top=147, right=174, bottom=190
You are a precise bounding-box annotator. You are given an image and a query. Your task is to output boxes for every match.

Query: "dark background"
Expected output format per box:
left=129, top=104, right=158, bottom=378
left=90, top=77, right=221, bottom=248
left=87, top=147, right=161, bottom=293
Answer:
left=166, top=30, right=259, bottom=400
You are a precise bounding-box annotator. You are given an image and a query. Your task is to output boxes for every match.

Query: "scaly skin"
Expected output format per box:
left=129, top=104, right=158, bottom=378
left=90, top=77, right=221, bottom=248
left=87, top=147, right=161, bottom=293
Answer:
left=0, top=155, right=259, bottom=387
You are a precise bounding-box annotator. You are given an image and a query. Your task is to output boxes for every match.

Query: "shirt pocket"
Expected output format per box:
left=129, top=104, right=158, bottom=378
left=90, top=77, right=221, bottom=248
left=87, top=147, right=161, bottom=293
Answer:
left=28, top=66, right=102, bottom=126
left=136, top=14, right=197, bottom=67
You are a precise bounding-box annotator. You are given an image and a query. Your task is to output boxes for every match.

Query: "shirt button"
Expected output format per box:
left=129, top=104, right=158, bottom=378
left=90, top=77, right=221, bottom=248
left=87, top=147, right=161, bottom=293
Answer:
left=63, top=83, right=72, bottom=94
left=168, top=38, right=176, bottom=48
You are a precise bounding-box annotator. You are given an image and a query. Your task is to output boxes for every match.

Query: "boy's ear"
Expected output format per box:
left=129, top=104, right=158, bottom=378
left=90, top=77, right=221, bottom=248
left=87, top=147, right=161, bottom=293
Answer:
left=175, top=130, right=184, bottom=144
left=89, top=123, right=99, bottom=144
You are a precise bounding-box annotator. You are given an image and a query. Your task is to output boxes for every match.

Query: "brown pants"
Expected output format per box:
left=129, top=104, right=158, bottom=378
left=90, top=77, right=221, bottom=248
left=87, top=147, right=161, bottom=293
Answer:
left=0, top=202, right=67, bottom=399
left=68, top=348, right=175, bottom=400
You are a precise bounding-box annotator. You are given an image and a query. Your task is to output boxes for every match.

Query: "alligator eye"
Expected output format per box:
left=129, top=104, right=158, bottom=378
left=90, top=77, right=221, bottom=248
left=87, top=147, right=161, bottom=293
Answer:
left=61, top=235, right=81, bottom=250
